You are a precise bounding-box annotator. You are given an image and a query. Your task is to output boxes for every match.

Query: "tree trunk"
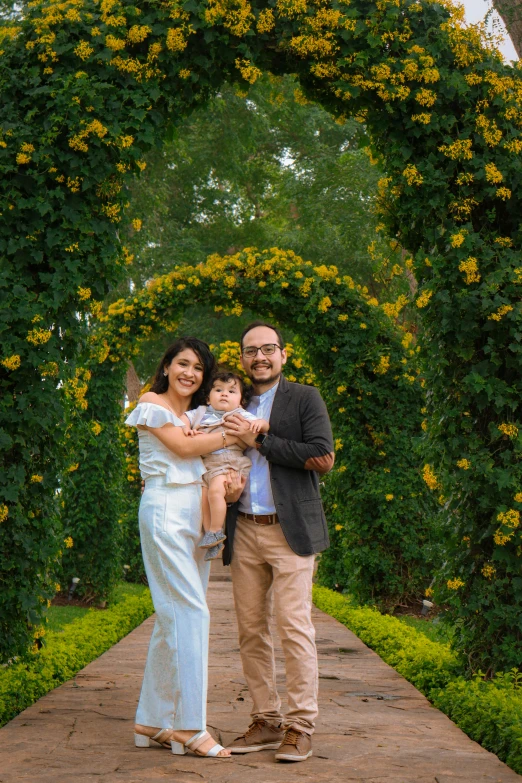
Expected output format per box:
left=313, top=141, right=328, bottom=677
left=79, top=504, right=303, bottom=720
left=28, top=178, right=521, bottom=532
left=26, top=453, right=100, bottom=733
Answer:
left=492, top=0, right=522, bottom=59
left=126, top=362, right=142, bottom=403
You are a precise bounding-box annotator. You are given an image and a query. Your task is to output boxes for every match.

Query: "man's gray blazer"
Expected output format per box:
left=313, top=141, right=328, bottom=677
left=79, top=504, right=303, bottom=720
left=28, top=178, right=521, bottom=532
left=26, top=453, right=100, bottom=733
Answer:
left=223, top=375, right=334, bottom=564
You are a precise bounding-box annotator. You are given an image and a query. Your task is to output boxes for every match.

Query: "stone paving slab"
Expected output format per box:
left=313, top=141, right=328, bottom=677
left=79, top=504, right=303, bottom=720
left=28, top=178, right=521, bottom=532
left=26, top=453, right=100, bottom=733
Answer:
left=0, top=575, right=520, bottom=783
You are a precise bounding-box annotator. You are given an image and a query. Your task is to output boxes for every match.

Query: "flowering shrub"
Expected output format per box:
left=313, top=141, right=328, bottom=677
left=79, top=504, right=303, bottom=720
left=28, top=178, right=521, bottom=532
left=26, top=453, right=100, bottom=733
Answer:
left=90, top=250, right=434, bottom=605
left=1, top=0, right=521, bottom=666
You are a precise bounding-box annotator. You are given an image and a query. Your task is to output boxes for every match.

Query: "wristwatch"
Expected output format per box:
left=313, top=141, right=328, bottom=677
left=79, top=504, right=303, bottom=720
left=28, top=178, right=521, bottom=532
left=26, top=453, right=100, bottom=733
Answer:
left=255, top=433, right=267, bottom=449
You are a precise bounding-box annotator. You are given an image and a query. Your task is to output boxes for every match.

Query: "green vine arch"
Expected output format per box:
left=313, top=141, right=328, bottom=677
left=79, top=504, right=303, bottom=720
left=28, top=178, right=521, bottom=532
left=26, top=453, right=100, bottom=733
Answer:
left=61, top=249, right=433, bottom=609
left=1, top=0, right=521, bottom=667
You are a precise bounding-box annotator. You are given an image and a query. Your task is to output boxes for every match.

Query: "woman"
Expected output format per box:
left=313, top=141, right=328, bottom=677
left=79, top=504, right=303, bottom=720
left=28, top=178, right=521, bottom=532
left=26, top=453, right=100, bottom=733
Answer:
left=126, top=337, right=242, bottom=759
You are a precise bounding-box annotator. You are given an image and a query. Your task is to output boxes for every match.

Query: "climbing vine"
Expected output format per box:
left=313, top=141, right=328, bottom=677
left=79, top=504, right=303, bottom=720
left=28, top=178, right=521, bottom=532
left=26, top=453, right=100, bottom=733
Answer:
left=1, top=0, right=521, bottom=667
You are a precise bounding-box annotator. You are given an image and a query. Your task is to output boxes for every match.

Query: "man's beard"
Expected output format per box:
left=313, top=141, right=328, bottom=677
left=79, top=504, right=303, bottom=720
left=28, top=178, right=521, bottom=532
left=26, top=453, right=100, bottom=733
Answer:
left=245, top=364, right=282, bottom=387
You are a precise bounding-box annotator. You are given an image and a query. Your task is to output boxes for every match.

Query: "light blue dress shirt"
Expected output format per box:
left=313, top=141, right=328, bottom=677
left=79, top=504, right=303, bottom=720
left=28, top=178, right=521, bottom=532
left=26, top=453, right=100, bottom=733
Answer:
left=238, top=381, right=279, bottom=515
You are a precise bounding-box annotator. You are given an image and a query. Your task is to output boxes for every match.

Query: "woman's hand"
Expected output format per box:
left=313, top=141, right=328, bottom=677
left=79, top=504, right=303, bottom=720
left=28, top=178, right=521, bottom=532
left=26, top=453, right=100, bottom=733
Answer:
left=224, top=471, right=247, bottom=504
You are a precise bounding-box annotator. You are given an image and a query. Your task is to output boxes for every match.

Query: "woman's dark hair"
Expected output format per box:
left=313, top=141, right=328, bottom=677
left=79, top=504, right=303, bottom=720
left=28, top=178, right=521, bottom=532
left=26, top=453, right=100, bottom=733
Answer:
left=209, top=371, right=252, bottom=408
left=150, top=337, right=216, bottom=407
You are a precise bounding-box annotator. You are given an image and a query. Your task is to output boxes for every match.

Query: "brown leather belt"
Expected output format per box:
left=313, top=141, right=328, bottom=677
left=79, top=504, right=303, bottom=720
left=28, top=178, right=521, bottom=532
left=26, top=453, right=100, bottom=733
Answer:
left=240, top=512, right=279, bottom=526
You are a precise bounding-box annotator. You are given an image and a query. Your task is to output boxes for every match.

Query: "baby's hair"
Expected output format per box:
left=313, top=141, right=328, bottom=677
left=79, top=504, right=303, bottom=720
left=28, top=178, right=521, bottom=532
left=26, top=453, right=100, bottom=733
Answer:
left=209, top=371, right=252, bottom=408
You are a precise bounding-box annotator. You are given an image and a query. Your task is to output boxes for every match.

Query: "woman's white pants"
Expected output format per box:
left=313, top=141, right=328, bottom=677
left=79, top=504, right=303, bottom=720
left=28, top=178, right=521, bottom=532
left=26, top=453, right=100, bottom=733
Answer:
left=136, top=476, right=210, bottom=729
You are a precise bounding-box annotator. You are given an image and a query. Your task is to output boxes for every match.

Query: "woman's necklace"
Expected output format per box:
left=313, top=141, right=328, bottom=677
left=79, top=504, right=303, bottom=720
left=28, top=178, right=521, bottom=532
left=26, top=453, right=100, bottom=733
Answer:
left=160, top=394, right=184, bottom=419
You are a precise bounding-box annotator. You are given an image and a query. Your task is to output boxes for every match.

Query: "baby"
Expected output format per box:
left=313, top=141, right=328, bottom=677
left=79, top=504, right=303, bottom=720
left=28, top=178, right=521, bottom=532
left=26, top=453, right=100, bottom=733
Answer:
left=181, top=372, right=269, bottom=560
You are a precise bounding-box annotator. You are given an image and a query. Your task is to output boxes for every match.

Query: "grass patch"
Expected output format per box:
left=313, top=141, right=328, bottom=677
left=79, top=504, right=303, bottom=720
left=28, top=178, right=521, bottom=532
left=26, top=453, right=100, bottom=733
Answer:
left=395, top=614, right=454, bottom=644
left=47, top=582, right=148, bottom=632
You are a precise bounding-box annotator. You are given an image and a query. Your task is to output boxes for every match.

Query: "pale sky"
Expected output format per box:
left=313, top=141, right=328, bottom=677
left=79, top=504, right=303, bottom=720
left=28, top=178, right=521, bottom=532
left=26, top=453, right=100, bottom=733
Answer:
left=462, top=0, right=518, bottom=61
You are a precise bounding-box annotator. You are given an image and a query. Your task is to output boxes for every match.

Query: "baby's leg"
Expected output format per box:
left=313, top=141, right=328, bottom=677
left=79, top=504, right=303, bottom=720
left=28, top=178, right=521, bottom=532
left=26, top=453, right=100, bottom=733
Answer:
left=207, top=474, right=229, bottom=534
left=201, top=486, right=211, bottom=533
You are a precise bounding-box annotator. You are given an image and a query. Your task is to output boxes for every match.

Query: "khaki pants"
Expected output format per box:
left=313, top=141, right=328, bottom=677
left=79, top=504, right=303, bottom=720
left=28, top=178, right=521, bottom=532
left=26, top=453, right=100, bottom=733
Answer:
left=230, top=514, right=318, bottom=734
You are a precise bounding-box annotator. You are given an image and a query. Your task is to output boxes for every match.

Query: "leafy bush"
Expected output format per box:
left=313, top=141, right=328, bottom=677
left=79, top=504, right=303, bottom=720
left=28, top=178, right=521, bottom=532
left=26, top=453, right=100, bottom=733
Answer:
left=313, top=585, right=522, bottom=774
left=0, top=590, right=153, bottom=727
left=432, top=672, right=522, bottom=774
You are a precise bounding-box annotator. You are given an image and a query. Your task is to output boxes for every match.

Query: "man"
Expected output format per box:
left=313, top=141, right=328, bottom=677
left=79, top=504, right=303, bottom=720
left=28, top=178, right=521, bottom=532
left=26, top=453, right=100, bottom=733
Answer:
left=223, top=320, right=334, bottom=763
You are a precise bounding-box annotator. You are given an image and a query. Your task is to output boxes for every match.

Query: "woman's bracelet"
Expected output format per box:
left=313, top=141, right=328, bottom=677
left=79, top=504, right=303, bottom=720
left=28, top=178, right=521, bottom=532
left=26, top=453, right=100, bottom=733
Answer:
left=222, top=431, right=227, bottom=449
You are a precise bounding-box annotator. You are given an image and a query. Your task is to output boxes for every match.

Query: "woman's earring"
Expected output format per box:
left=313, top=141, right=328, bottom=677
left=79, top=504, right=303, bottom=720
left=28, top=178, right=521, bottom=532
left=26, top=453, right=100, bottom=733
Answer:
left=163, top=371, right=168, bottom=377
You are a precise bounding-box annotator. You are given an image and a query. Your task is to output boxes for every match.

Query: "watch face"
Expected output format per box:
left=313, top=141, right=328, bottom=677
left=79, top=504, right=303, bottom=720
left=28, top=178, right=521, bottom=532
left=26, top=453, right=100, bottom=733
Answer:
left=255, top=433, right=266, bottom=444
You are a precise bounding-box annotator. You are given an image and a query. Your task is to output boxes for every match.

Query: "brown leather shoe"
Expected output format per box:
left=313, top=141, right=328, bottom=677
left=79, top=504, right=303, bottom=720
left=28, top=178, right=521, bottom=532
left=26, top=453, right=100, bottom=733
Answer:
left=228, top=719, right=284, bottom=753
left=274, top=728, right=313, bottom=762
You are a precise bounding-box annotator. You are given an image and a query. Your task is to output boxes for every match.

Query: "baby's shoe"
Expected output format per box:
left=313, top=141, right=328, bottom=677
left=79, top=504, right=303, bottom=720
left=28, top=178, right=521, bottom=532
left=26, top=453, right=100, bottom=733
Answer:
left=199, top=531, right=227, bottom=549
left=204, top=542, right=225, bottom=561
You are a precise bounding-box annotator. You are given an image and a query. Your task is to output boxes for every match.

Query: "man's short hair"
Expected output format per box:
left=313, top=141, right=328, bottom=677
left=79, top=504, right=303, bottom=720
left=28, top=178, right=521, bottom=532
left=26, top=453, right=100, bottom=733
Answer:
left=240, top=320, right=284, bottom=350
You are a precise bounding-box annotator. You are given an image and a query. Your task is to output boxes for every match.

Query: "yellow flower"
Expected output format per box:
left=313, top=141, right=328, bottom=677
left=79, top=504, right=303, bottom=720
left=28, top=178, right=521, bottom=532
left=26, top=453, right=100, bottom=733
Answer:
left=338, top=314, right=348, bottom=321
left=459, top=257, right=480, bottom=285
left=450, top=233, right=465, bottom=247
left=64, top=536, right=74, bottom=548
left=55, top=583, right=61, bottom=592
left=424, top=587, right=434, bottom=597
left=74, top=40, right=94, bottom=60
left=16, top=153, right=31, bottom=165
left=496, top=187, right=512, bottom=200
left=385, top=494, right=394, bottom=501
left=402, top=164, right=423, bottom=186
left=457, top=459, right=471, bottom=470
left=498, top=423, right=518, bottom=438
left=67, top=463, right=79, bottom=472
left=132, top=218, right=142, bottom=231
left=497, top=509, right=520, bottom=528
left=78, top=287, right=91, bottom=301
left=481, top=563, right=496, bottom=579
left=360, top=322, right=367, bottom=329
left=373, top=355, right=390, bottom=375
left=90, top=421, right=102, bottom=436
left=438, top=139, right=473, bottom=160
left=1, top=355, right=21, bottom=371
left=334, top=524, right=343, bottom=531
left=258, top=280, right=266, bottom=287
left=416, top=289, right=433, bottom=308
left=423, top=464, right=439, bottom=491
left=318, top=296, right=332, bottom=313
left=335, top=438, right=343, bottom=450
left=488, top=304, right=513, bottom=321
left=514, top=493, right=522, bottom=503
left=31, top=474, right=43, bottom=483
left=485, top=162, right=503, bottom=183
left=0, top=504, right=8, bottom=523
left=337, top=385, right=346, bottom=394
left=26, top=328, right=52, bottom=345
left=447, top=578, right=465, bottom=590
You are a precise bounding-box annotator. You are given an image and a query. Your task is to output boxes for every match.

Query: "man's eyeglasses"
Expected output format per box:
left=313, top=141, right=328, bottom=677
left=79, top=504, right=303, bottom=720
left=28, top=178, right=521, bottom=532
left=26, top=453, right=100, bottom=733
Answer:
left=242, top=344, right=282, bottom=359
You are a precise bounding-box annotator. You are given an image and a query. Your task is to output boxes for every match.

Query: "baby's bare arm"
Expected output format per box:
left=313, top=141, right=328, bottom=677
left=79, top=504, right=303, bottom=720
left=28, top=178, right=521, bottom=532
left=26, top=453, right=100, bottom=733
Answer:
left=180, top=413, right=195, bottom=437
left=250, top=418, right=270, bottom=435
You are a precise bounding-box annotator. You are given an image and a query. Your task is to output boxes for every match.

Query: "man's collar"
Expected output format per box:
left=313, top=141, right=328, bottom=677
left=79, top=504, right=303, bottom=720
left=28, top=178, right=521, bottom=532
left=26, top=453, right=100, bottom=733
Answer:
left=252, top=378, right=280, bottom=400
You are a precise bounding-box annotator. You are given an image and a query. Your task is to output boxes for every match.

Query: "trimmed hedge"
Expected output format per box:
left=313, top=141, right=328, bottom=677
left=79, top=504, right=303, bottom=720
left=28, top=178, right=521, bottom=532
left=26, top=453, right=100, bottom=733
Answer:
left=0, top=591, right=153, bottom=727
left=313, top=585, right=522, bottom=774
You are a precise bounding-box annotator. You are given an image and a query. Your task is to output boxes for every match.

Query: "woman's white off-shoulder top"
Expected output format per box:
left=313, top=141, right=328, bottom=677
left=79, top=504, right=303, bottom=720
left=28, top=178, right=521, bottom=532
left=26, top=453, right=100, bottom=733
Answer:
left=125, top=402, right=205, bottom=485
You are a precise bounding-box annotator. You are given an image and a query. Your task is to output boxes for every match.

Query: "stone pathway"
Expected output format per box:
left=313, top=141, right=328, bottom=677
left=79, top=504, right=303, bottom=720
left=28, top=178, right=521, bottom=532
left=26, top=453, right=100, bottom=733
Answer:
left=1, top=568, right=520, bottom=783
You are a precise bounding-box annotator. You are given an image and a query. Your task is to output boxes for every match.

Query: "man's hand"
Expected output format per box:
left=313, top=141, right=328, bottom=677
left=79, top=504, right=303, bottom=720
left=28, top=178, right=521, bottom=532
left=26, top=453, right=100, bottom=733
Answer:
left=224, top=413, right=257, bottom=447
left=224, top=470, right=247, bottom=503
left=304, top=452, right=335, bottom=475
